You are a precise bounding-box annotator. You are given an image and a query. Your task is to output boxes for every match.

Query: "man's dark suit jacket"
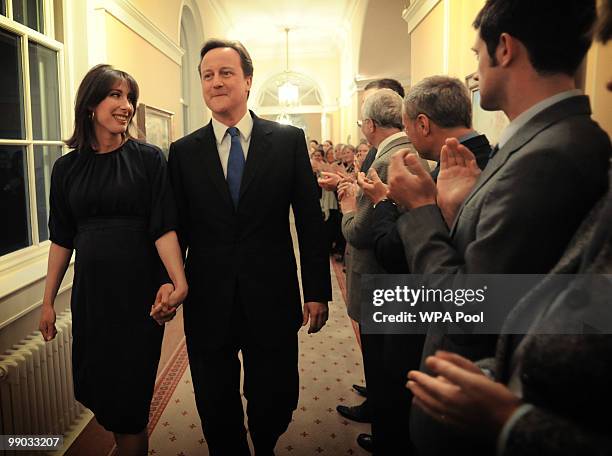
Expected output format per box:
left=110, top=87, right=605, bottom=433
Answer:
left=168, top=112, right=331, bottom=349
left=397, top=96, right=610, bottom=456
left=372, top=133, right=491, bottom=273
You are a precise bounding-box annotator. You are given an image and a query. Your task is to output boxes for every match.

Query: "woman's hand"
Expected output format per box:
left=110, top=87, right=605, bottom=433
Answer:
left=39, top=305, right=57, bottom=341
left=150, top=283, right=177, bottom=324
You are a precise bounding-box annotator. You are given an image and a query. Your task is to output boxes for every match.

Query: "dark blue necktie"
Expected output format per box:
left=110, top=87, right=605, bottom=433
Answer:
left=226, top=127, right=245, bottom=207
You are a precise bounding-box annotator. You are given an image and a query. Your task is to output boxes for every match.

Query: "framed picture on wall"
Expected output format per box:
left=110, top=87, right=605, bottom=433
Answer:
left=136, top=104, right=174, bottom=157
left=465, top=73, right=509, bottom=145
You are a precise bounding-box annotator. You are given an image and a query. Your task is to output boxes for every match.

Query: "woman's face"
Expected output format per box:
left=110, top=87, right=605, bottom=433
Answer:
left=325, top=149, right=335, bottom=163
left=357, top=143, right=369, bottom=159
left=311, top=151, right=323, bottom=162
left=92, top=79, right=134, bottom=140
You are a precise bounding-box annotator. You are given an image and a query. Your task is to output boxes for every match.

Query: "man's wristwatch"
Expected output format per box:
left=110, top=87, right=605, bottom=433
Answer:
left=373, top=198, right=395, bottom=209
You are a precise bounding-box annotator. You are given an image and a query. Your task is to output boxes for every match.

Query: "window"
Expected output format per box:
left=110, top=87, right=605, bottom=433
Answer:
left=0, top=0, right=65, bottom=259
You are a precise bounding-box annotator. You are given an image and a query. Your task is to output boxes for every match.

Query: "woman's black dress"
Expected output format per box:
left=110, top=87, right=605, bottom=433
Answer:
left=48, top=139, right=176, bottom=433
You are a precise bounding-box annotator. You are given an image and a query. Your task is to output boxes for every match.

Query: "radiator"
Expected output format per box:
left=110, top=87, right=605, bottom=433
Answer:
left=0, top=310, right=88, bottom=450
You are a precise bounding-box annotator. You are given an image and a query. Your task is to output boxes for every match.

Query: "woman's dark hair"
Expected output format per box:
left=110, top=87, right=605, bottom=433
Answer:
left=66, top=64, right=139, bottom=150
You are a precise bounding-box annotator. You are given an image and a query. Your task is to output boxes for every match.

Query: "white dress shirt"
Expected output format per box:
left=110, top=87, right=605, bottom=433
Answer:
left=211, top=111, right=254, bottom=178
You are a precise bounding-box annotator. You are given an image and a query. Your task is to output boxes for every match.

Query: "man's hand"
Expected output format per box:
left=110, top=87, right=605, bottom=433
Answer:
left=318, top=171, right=344, bottom=191
left=302, top=301, right=329, bottom=333
left=338, top=181, right=358, bottom=213
left=357, top=169, right=389, bottom=205
left=406, top=351, right=521, bottom=439
left=436, top=138, right=482, bottom=226
left=39, top=305, right=57, bottom=342
left=150, top=283, right=178, bottom=325
left=388, top=148, right=436, bottom=209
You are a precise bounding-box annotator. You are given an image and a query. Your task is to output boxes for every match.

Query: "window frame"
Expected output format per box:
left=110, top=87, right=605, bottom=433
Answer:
left=0, top=0, right=70, bottom=281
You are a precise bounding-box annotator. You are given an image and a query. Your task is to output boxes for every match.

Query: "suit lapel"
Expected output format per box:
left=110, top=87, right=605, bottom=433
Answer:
left=239, top=112, right=273, bottom=201
left=194, top=122, right=234, bottom=207
left=450, top=96, right=591, bottom=235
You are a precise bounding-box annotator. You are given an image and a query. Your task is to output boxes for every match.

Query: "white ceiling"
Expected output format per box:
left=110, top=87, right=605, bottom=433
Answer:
left=209, top=0, right=359, bottom=58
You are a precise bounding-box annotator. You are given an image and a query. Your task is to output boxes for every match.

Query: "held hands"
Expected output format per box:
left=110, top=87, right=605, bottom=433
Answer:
left=39, top=305, right=57, bottom=342
left=302, top=301, right=329, bottom=334
left=406, top=351, right=521, bottom=439
left=388, top=148, right=437, bottom=209
left=357, top=169, right=389, bottom=205
left=150, top=282, right=188, bottom=325
left=436, top=138, right=481, bottom=226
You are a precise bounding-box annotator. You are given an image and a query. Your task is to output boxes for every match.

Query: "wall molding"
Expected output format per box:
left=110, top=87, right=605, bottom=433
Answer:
left=94, top=0, right=183, bottom=65
left=402, top=0, right=442, bottom=34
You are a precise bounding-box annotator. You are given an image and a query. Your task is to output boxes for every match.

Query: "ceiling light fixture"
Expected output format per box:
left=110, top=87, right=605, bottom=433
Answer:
left=278, top=27, right=299, bottom=106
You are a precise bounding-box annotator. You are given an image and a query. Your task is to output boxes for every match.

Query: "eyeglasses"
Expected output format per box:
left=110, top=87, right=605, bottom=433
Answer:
left=357, top=118, right=375, bottom=128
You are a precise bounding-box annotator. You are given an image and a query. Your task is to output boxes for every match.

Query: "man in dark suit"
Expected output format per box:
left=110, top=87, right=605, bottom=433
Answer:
left=387, top=0, right=607, bottom=454
left=167, top=39, right=331, bottom=455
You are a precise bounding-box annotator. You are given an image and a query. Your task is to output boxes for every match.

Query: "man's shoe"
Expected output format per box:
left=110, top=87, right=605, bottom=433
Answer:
left=336, top=399, right=371, bottom=423
left=352, top=384, right=367, bottom=397
left=357, top=433, right=373, bottom=453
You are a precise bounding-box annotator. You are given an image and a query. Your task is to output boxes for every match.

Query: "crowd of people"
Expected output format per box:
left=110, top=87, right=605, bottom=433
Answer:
left=307, top=0, right=612, bottom=455
left=37, top=0, right=612, bottom=455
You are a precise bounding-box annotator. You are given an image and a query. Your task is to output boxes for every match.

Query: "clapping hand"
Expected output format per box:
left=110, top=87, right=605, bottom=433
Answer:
left=318, top=171, right=345, bottom=191
left=388, top=148, right=436, bottom=209
left=357, top=168, right=389, bottom=205
left=406, top=351, right=520, bottom=439
left=338, top=180, right=358, bottom=213
left=436, top=138, right=481, bottom=227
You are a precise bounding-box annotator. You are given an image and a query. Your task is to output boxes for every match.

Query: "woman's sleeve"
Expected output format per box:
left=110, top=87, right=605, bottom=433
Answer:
left=48, top=158, right=76, bottom=249
left=146, top=147, right=178, bottom=241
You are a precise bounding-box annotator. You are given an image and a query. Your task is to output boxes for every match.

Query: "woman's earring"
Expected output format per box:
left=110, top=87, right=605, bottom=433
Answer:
left=90, top=111, right=95, bottom=120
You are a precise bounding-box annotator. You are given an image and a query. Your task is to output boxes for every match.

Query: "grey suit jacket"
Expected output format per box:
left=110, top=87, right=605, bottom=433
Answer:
left=397, top=95, right=610, bottom=456
left=342, top=134, right=422, bottom=321
left=490, top=168, right=612, bottom=455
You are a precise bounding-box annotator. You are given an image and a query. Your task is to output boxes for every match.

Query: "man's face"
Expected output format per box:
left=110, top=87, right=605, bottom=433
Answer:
left=472, top=32, right=503, bottom=112
left=403, top=111, right=431, bottom=159
left=200, top=47, right=252, bottom=120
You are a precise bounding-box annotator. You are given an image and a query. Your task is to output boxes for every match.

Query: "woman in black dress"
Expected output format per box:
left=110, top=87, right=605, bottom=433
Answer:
left=38, top=64, right=187, bottom=456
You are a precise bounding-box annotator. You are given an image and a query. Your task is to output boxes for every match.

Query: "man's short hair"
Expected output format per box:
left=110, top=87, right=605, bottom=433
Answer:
left=596, top=0, right=612, bottom=43
left=364, top=78, right=405, bottom=98
left=404, top=76, right=472, bottom=129
left=362, top=88, right=404, bottom=130
left=198, top=38, right=254, bottom=77
left=473, top=0, right=596, bottom=76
